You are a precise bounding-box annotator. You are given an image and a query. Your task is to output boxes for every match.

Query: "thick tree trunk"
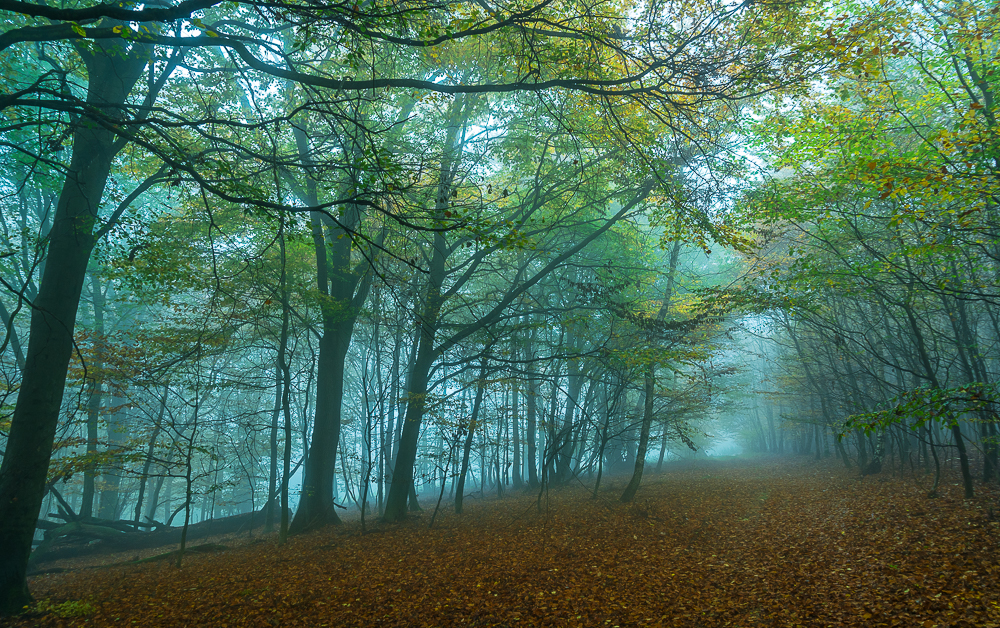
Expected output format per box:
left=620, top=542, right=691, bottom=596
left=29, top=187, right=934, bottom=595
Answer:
left=0, top=39, right=148, bottom=615
left=289, top=319, right=351, bottom=531
left=287, top=123, right=374, bottom=533
left=384, top=307, right=440, bottom=521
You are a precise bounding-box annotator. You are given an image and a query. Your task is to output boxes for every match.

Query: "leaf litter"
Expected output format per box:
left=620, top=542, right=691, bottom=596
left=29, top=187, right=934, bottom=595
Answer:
left=10, top=458, right=1000, bottom=627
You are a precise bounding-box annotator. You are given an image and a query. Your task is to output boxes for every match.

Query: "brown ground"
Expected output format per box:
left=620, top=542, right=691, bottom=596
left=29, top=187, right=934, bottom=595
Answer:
left=7, top=457, right=1000, bottom=627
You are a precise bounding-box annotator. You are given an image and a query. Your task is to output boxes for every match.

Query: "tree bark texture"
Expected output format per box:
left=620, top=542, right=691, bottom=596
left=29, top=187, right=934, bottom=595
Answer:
left=0, top=38, right=148, bottom=615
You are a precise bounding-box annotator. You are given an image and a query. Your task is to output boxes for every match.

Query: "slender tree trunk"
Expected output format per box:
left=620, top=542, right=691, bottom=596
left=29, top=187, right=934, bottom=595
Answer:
left=385, top=323, right=440, bottom=520
left=593, top=385, right=613, bottom=498
left=98, top=390, right=128, bottom=521
left=145, top=474, right=165, bottom=524
left=383, top=127, right=654, bottom=522
left=135, top=385, right=168, bottom=524
left=384, top=95, right=468, bottom=522
left=177, top=394, right=201, bottom=568
left=82, top=380, right=102, bottom=518
left=382, top=321, right=403, bottom=501
left=526, top=359, right=539, bottom=488
left=265, top=361, right=281, bottom=532
left=656, top=425, right=670, bottom=471
left=904, top=300, right=974, bottom=497
left=512, top=372, right=522, bottom=490
left=928, top=422, right=942, bottom=497
left=278, top=219, right=293, bottom=543
left=621, top=366, right=655, bottom=503
left=621, top=240, right=679, bottom=502
left=81, top=273, right=105, bottom=518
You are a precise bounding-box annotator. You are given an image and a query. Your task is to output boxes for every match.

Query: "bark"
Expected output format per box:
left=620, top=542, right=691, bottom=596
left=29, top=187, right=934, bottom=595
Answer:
left=0, top=37, right=149, bottom=615
left=621, top=239, right=679, bottom=503
left=265, top=361, right=281, bottom=532
left=287, top=123, right=375, bottom=534
left=592, top=382, right=613, bottom=497
left=555, top=355, right=584, bottom=483
left=511, top=361, right=522, bottom=489
left=383, top=96, right=467, bottom=522
left=97, top=389, right=128, bottom=521
left=903, top=299, right=974, bottom=498
left=526, top=327, right=540, bottom=488
left=384, top=299, right=442, bottom=520
left=456, top=360, right=488, bottom=514
left=81, top=272, right=105, bottom=518
left=134, top=386, right=168, bottom=524
left=278, top=220, right=293, bottom=543
left=621, top=366, right=655, bottom=502
left=30, top=509, right=269, bottom=567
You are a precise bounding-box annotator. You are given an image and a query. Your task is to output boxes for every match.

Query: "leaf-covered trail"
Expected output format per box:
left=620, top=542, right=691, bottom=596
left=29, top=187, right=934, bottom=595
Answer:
left=14, top=459, right=1000, bottom=627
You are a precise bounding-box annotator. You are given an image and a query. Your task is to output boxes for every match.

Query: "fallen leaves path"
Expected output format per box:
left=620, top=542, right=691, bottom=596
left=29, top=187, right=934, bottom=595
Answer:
left=12, top=459, right=1000, bottom=627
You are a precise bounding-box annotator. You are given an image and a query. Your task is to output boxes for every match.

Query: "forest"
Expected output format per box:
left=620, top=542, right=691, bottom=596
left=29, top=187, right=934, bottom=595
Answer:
left=0, top=0, right=998, bottom=624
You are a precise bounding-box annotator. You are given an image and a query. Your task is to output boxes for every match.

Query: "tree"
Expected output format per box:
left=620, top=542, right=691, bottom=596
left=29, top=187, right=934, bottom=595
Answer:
left=0, top=27, right=154, bottom=613
left=1, top=0, right=826, bottom=611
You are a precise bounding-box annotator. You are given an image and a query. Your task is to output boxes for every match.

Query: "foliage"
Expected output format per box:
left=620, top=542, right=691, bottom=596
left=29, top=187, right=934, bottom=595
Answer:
left=846, top=383, right=1000, bottom=434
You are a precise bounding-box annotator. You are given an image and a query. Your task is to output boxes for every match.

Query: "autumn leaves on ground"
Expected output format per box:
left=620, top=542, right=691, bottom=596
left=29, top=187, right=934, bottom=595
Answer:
left=12, top=459, right=1000, bottom=627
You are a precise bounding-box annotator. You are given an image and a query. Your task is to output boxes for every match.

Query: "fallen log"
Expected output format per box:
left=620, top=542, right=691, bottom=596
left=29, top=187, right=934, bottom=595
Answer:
left=130, top=543, right=229, bottom=564
left=29, top=522, right=128, bottom=568
left=26, top=544, right=230, bottom=577
left=43, top=514, right=164, bottom=533
left=30, top=507, right=271, bottom=565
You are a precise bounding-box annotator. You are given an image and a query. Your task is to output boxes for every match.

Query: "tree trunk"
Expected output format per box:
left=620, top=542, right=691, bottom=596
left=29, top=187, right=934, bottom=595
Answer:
left=384, top=308, right=441, bottom=520
left=98, top=390, right=129, bottom=521
left=556, top=358, right=584, bottom=483
left=134, top=386, right=168, bottom=524
left=265, top=360, right=281, bottom=532
left=621, top=366, right=655, bottom=502
left=82, top=380, right=102, bottom=519
left=511, top=372, right=522, bottom=490
left=526, top=349, right=539, bottom=488
left=278, top=219, right=294, bottom=543
left=0, top=38, right=149, bottom=615
left=81, top=272, right=105, bottom=518
left=287, top=124, right=375, bottom=533
left=621, top=239, right=679, bottom=502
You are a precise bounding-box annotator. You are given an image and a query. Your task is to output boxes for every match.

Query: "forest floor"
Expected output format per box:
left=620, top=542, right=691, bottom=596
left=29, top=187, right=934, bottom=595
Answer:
left=9, top=457, right=1000, bottom=627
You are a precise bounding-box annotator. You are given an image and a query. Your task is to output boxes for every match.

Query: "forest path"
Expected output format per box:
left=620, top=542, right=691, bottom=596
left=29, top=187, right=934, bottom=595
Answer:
left=14, top=458, right=1000, bottom=627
